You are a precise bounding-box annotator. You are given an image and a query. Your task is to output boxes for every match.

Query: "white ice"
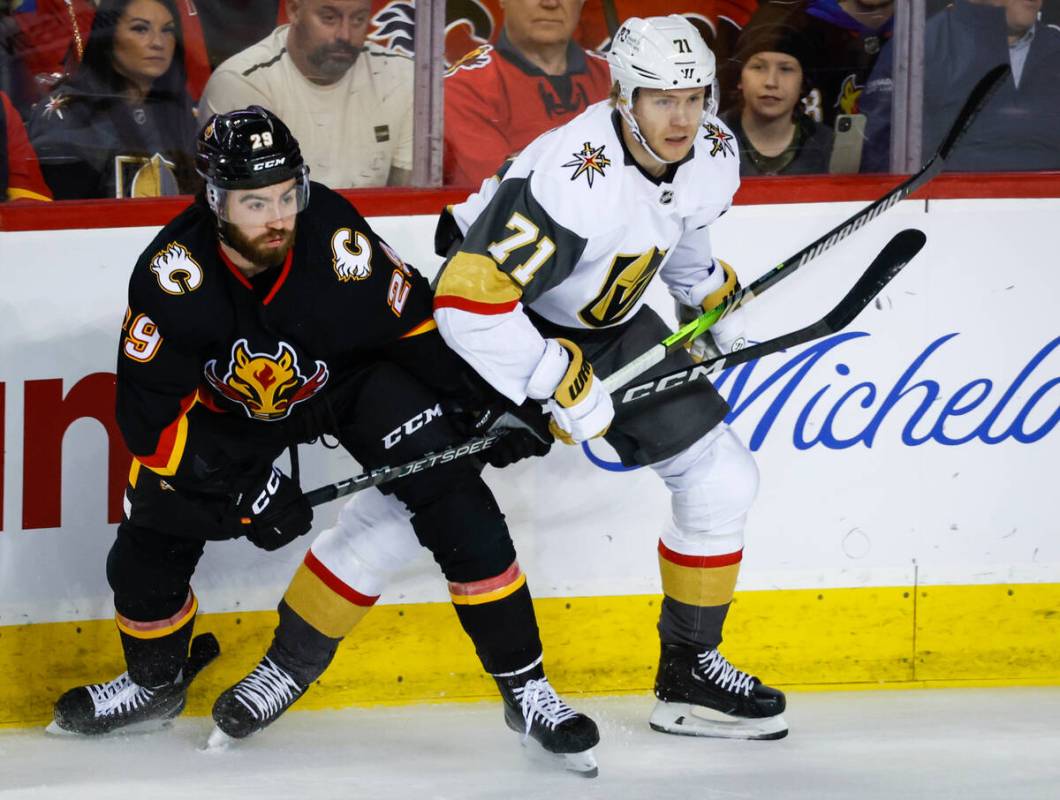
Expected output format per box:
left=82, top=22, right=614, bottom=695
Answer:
left=2, top=688, right=1059, bottom=800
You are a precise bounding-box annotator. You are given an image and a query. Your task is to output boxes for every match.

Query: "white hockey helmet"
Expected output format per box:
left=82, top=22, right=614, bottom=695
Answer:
left=608, top=15, right=718, bottom=163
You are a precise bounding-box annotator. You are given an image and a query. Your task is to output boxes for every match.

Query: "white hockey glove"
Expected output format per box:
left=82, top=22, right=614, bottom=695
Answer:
left=678, top=259, right=748, bottom=363
left=526, top=338, right=614, bottom=445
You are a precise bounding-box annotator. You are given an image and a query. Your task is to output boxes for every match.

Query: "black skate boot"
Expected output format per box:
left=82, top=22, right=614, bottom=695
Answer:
left=207, top=655, right=308, bottom=748
left=48, top=633, right=220, bottom=736
left=495, top=661, right=600, bottom=777
left=650, top=643, right=788, bottom=740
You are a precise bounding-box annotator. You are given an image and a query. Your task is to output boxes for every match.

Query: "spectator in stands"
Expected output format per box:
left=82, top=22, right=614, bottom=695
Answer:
left=26, top=0, right=199, bottom=200
left=4, top=0, right=95, bottom=115
left=199, top=0, right=413, bottom=188
left=443, top=0, right=612, bottom=186
left=860, top=0, right=1060, bottom=172
left=1, top=89, right=51, bottom=201
left=721, top=23, right=834, bottom=175
left=731, top=0, right=894, bottom=129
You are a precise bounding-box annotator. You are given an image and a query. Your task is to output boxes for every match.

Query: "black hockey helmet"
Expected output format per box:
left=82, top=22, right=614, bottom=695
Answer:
left=196, top=106, right=310, bottom=221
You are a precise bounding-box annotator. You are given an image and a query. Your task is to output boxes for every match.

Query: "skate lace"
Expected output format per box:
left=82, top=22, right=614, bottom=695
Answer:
left=86, top=672, right=155, bottom=717
left=697, top=650, right=756, bottom=696
left=513, top=678, right=578, bottom=742
left=232, top=657, right=302, bottom=721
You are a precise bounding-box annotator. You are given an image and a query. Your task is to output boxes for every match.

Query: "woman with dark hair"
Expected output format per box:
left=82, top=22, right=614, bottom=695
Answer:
left=720, top=24, right=835, bottom=176
left=26, top=0, right=199, bottom=199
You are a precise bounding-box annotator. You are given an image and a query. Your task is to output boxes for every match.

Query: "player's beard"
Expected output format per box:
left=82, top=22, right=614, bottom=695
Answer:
left=222, top=221, right=296, bottom=270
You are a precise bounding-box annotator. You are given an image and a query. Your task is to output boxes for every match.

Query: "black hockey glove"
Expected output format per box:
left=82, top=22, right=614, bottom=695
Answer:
left=226, top=466, right=314, bottom=551
left=452, top=397, right=554, bottom=469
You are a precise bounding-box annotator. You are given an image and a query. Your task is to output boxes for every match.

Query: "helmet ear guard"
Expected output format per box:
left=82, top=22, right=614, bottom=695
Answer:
left=607, top=15, right=719, bottom=164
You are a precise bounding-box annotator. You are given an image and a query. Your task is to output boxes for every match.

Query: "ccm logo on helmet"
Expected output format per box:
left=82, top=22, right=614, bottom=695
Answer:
left=253, top=157, right=286, bottom=171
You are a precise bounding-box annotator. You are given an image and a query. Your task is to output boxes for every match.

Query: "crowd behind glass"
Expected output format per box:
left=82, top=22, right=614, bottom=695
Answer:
left=0, top=0, right=1056, bottom=203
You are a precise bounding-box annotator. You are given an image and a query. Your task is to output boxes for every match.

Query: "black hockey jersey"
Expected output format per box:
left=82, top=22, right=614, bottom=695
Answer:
left=117, top=182, right=442, bottom=492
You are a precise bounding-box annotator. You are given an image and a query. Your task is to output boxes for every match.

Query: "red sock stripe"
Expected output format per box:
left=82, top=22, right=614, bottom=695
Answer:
left=449, top=561, right=523, bottom=597
left=304, top=550, right=379, bottom=607
left=657, top=541, right=743, bottom=569
left=434, top=294, right=520, bottom=315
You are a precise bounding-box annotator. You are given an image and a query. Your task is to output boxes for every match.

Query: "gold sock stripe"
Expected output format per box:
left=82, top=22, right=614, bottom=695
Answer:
left=449, top=562, right=527, bottom=606
left=115, top=590, right=197, bottom=639
left=658, top=544, right=741, bottom=607
left=284, top=558, right=377, bottom=639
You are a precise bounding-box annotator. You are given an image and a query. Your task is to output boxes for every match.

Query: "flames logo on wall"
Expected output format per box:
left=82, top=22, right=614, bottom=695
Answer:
left=204, top=339, right=329, bottom=421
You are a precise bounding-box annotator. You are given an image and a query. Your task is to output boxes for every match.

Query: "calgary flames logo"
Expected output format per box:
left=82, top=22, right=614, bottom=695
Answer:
left=204, top=339, right=329, bottom=421
left=836, top=74, right=863, bottom=115
left=444, top=44, right=493, bottom=75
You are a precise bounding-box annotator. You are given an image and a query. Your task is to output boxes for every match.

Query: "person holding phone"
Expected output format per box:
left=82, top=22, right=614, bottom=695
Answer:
left=720, top=24, right=836, bottom=175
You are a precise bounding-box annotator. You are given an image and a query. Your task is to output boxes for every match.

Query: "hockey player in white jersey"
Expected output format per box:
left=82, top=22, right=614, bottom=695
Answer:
left=431, top=14, right=788, bottom=740
left=234, top=13, right=786, bottom=761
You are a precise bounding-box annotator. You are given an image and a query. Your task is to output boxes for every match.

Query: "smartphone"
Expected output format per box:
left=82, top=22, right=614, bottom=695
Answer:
left=829, top=113, right=867, bottom=174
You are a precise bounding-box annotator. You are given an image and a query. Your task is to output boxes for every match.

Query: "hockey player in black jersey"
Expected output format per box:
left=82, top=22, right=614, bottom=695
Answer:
left=49, top=106, right=599, bottom=774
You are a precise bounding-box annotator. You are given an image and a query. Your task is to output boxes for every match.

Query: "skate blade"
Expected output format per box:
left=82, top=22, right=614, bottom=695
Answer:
left=517, top=735, right=599, bottom=778
left=45, top=717, right=175, bottom=737
left=201, top=726, right=237, bottom=752
left=649, top=700, right=788, bottom=741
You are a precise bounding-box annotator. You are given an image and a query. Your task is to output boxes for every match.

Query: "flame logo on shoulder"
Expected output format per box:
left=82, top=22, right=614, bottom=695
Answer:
left=204, top=339, right=329, bottom=421
left=150, top=242, right=203, bottom=295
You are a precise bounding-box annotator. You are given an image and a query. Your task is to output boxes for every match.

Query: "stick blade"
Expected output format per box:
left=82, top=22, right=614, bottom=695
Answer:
left=937, top=64, right=1009, bottom=160
left=824, top=228, right=926, bottom=331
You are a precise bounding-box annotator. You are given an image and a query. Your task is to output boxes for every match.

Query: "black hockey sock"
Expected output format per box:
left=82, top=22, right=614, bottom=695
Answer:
left=266, top=600, right=342, bottom=687
left=119, top=614, right=195, bottom=687
left=451, top=581, right=542, bottom=675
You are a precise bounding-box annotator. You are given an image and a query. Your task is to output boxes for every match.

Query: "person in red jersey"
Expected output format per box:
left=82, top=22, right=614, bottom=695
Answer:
left=0, top=90, right=51, bottom=201
left=443, top=0, right=612, bottom=186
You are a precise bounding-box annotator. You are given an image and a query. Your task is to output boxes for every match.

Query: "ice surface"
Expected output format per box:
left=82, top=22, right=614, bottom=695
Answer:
left=2, top=688, right=1058, bottom=800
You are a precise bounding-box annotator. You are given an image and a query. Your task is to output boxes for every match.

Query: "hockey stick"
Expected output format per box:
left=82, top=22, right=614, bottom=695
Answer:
left=304, top=433, right=501, bottom=506
left=304, top=230, right=925, bottom=508
left=613, top=228, right=926, bottom=404
left=183, top=632, right=221, bottom=685
left=603, top=63, right=1009, bottom=393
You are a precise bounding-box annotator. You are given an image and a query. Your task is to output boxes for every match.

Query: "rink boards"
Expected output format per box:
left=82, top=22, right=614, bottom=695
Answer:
left=1, top=180, right=1057, bottom=725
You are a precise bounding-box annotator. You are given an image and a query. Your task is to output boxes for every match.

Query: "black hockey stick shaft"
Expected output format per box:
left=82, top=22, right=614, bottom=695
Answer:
left=615, top=229, right=927, bottom=405
left=304, top=433, right=501, bottom=506
left=602, top=63, right=1008, bottom=392
left=183, top=632, right=221, bottom=685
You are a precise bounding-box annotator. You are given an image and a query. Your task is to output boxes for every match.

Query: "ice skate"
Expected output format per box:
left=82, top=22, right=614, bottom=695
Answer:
left=650, top=644, right=788, bottom=740
left=496, top=663, right=600, bottom=777
left=48, top=632, right=220, bottom=736
left=206, top=655, right=307, bottom=749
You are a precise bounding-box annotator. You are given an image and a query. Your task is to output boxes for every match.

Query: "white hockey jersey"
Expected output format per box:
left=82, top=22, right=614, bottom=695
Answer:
left=435, top=100, right=741, bottom=404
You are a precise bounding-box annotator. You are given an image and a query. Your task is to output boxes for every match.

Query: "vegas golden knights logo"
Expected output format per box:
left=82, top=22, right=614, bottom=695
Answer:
left=578, top=248, right=667, bottom=328
left=204, top=339, right=329, bottom=420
